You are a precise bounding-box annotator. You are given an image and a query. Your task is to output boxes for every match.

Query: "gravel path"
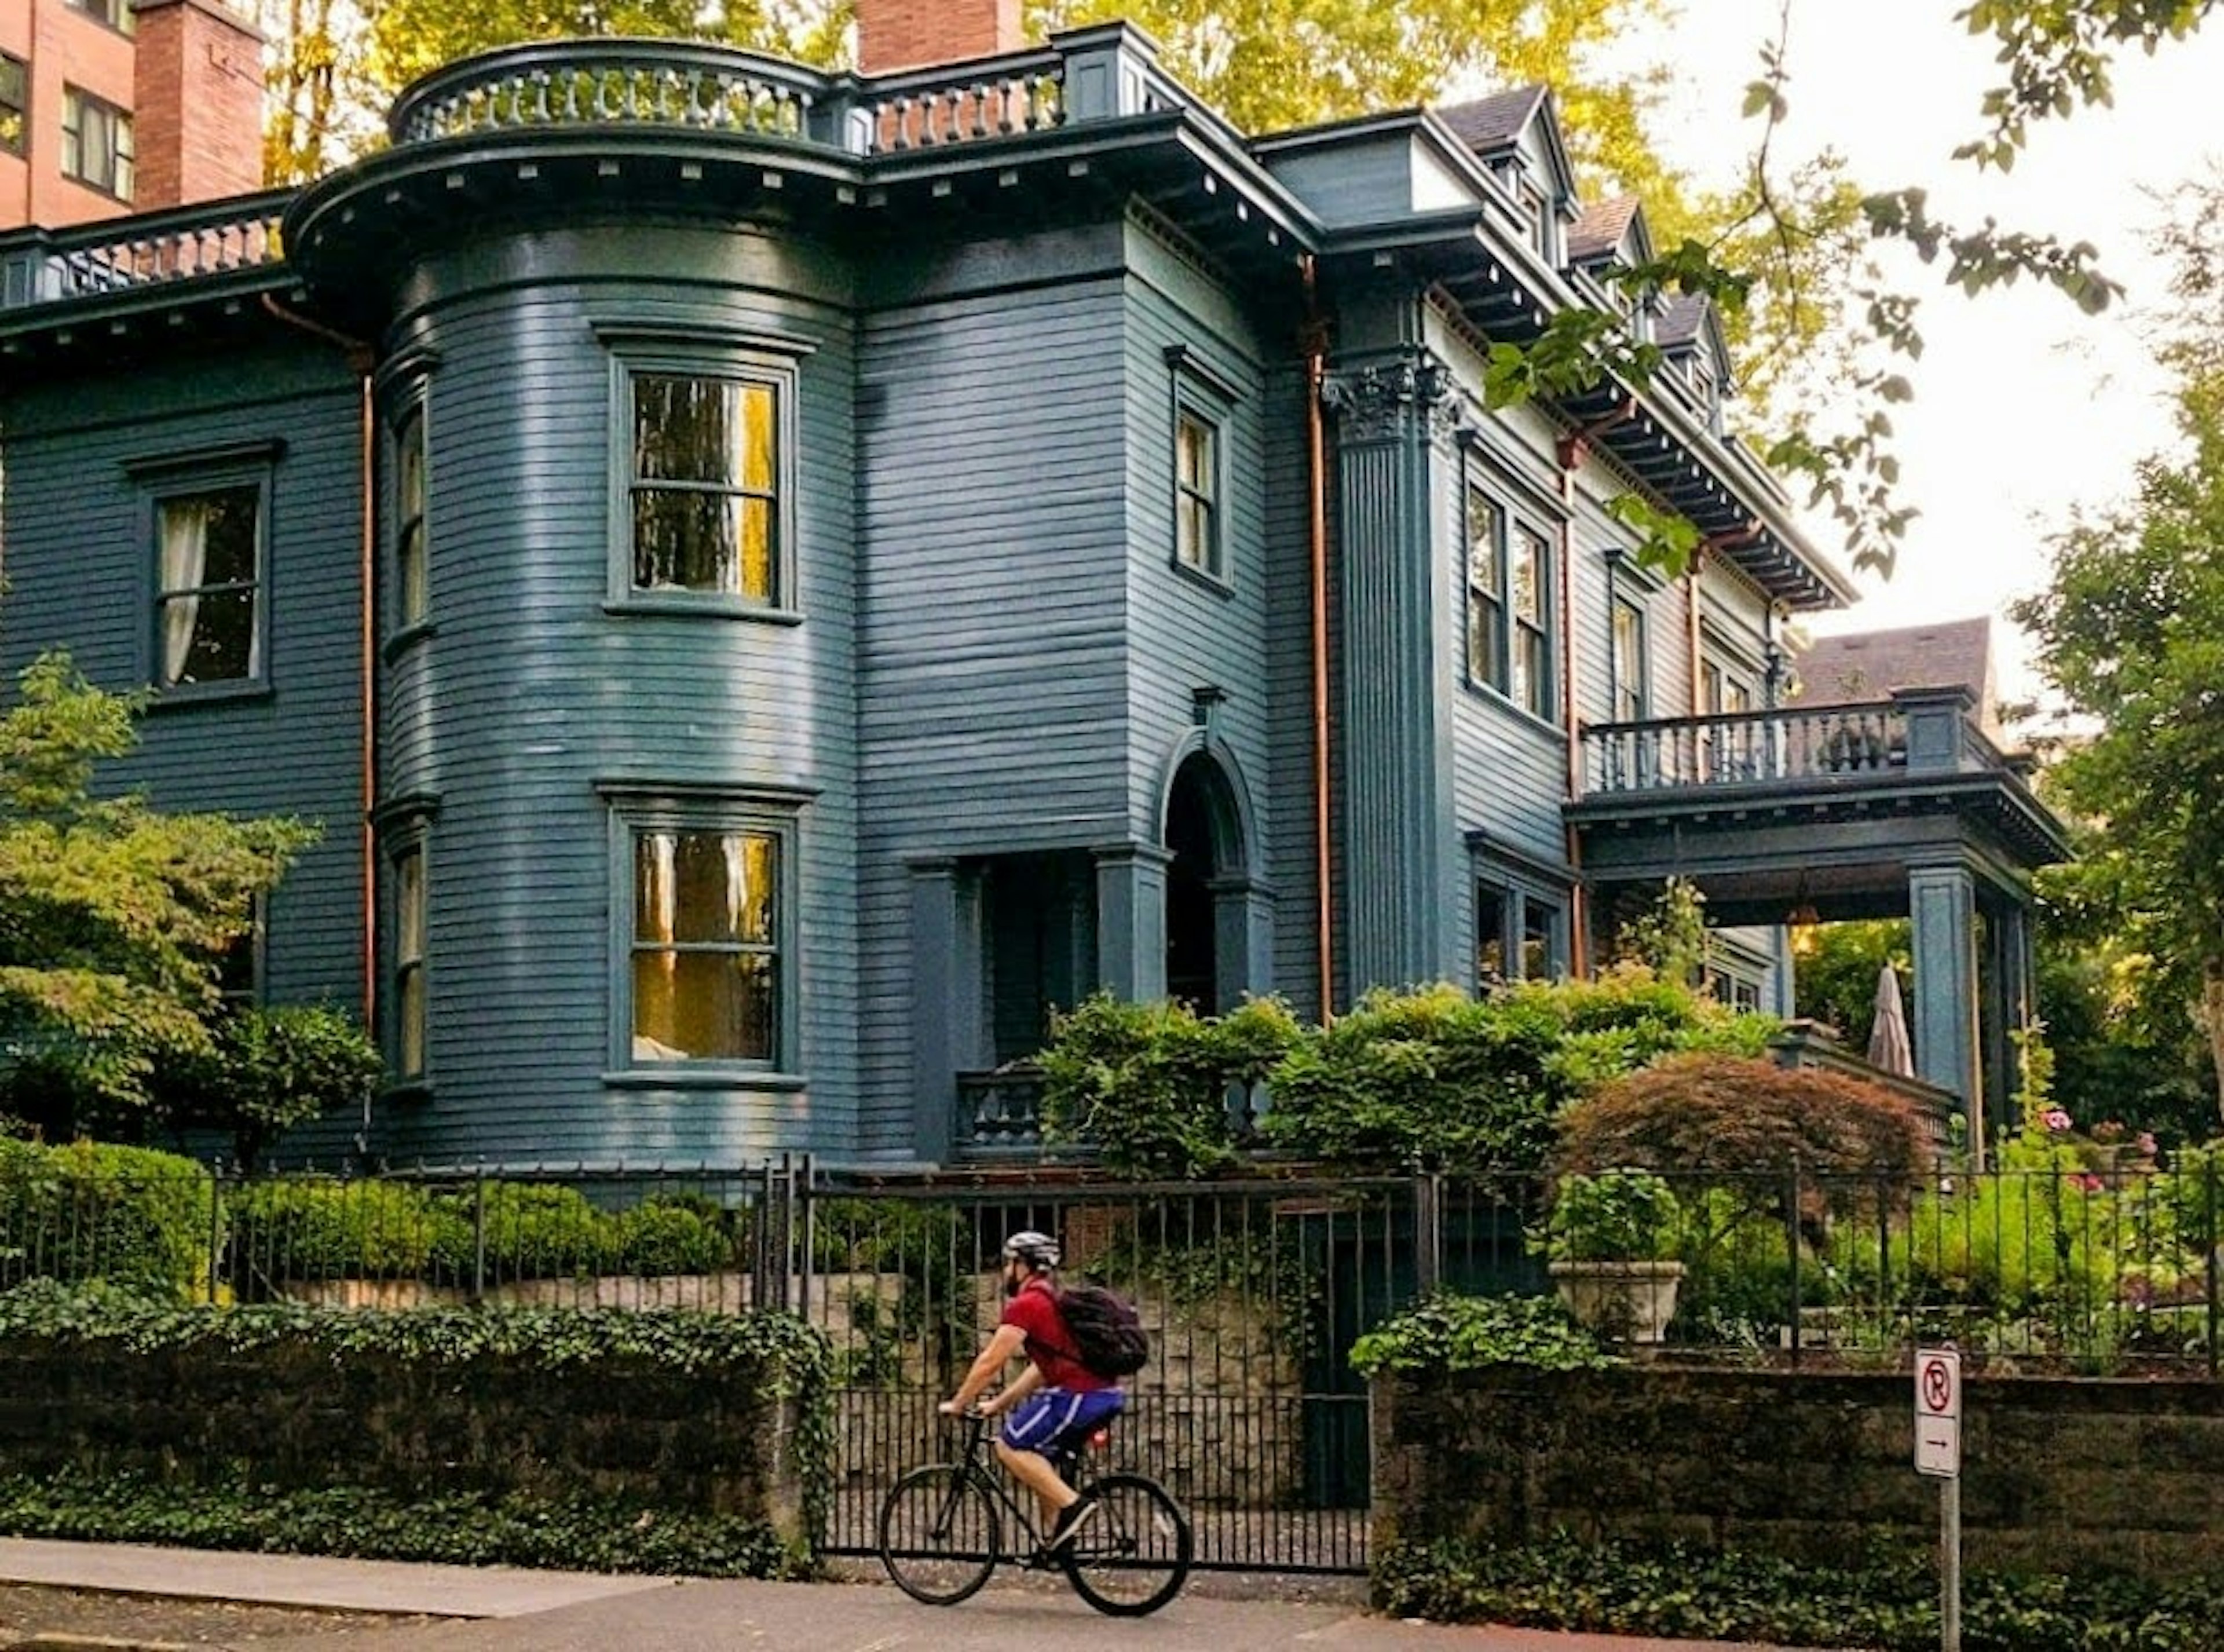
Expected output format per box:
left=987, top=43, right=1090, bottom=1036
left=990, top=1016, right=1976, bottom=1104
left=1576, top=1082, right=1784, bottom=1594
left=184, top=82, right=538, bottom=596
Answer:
left=0, top=1584, right=429, bottom=1649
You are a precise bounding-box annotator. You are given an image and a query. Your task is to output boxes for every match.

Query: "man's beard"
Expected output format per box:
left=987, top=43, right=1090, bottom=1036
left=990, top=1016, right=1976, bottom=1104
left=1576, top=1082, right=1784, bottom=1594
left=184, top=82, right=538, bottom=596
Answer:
left=1003, top=1272, right=1022, bottom=1299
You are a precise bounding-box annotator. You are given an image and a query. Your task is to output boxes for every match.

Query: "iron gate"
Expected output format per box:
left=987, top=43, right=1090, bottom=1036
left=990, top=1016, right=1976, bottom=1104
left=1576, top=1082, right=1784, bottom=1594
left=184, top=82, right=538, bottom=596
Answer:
left=782, top=1169, right=1543, bottom=1575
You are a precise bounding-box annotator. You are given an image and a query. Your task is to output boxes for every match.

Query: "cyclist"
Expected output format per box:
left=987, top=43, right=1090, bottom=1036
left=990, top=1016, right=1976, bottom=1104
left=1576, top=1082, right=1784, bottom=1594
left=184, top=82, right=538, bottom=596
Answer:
left=939, top=1229, right=1123, bottom=1550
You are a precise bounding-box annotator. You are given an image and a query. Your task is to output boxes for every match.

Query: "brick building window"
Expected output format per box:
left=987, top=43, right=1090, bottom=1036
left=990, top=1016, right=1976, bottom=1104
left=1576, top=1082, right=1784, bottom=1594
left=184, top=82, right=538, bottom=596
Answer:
left=61, top=87, right=134, bottom=202
left=64, top=0, right=136, bottom=32
left=0, top=56, right=25, bottom=159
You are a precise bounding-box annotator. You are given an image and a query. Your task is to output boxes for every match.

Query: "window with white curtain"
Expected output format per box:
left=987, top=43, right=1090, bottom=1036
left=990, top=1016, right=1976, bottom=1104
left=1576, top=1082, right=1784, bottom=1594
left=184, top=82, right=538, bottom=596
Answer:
left=155, top=485, right=261, bottom=688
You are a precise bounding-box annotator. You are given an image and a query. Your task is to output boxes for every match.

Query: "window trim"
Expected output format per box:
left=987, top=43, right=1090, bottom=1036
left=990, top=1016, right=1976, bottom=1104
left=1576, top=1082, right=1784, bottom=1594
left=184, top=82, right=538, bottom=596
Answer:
left=1164, top=343, right=1240, bottom=593
left=601, top=785, right=807, bottom=1084
left=381, top=810, right=434, bottom=1089
left=1172, top=404, right=1225, bottom=585
left=1459, top=454, right=1563, bottom=730
left=1611, top=593, right=1650, bottom=723
left=383, top=375, right=434, bottom=650
left=0, top=54, right=26, bottom=160
left=1508, top=522, right=1555, bottom=721
left=1464, top=483, right=1507, bottom=692
left=599, top=327, right=807, bottom=622
left=131, top=445, right=279, bottom=703
left=60, top=84, right=134, bottom=202
left=1469, top=834, right=1574, bottom=988
left=216, top=893, right=268, bottom=1010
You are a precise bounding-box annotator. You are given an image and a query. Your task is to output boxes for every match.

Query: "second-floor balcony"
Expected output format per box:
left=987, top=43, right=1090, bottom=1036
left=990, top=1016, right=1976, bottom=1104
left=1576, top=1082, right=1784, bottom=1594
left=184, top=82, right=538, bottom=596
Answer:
left=1579, top=685, right=2024, bottom=799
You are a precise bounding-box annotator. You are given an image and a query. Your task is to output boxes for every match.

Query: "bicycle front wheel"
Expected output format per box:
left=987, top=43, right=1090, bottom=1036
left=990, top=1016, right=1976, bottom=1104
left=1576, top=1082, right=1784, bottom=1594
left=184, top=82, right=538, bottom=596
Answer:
left=879, top=1465, right=1001, bottom=1606
left=1061, top=1472, right=1193, bottom=1617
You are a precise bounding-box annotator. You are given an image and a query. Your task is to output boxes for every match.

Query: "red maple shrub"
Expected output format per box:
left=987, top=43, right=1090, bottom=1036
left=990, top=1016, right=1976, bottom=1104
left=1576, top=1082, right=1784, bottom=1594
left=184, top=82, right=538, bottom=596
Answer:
left=1553, top=1053, right=1932, bottom=1184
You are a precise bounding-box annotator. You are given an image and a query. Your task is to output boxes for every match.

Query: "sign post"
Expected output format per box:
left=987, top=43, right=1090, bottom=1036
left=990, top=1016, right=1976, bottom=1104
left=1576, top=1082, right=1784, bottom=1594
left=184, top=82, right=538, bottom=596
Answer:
left=1915, top=1347, right=1963, bottom=1652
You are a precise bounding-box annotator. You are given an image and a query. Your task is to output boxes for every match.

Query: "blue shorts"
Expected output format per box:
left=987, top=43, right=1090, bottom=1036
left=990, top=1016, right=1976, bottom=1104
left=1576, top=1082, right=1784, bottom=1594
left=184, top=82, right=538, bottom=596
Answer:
left=1001, top=1387, right=1124, bottom=1456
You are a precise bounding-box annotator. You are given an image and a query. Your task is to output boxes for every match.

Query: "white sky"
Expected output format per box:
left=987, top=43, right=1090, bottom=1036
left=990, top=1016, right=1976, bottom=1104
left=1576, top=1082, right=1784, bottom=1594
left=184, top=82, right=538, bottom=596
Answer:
left=1610, top=0, right=2224, bottom=703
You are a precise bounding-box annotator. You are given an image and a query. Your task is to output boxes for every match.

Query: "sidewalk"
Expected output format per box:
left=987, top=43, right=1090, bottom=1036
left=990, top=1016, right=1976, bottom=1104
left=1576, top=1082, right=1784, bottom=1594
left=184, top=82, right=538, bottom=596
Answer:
left=0, top=1539, right=1823, bottom=1652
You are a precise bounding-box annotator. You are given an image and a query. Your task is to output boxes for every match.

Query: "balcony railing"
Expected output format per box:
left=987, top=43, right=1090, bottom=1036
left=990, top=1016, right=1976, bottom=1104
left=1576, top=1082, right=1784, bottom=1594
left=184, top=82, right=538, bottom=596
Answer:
left=382, top=24, right=1194, bottom=161
left=1, top=189, right=291, bottom=310
left=4, top=25, right=1181, bottom=316
left=389, top=40, right=827, bottom=145
left=1581, top=686, right=2000, bottom=798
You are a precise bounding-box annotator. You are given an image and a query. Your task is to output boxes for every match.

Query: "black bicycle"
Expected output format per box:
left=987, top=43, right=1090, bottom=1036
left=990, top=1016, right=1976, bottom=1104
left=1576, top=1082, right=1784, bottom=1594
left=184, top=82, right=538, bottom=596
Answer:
left=878, top=1410, right=1193, bottom=1616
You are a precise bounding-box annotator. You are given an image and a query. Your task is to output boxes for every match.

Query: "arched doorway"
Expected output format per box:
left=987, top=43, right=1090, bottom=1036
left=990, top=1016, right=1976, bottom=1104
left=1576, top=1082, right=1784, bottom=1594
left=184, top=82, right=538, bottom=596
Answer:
left=1164, top=750, right=1245, bottom=1013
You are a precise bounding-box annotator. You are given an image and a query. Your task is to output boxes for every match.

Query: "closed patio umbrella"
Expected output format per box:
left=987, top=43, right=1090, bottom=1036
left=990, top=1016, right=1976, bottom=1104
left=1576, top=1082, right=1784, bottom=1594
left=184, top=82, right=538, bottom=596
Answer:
left=1867, top=962, right=1914, bottom=1076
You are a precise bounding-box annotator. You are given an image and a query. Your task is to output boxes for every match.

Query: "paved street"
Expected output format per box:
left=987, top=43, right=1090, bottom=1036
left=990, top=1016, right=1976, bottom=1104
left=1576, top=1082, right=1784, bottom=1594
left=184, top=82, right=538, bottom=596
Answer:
left=0, top=1540, right=1823, bottom=1652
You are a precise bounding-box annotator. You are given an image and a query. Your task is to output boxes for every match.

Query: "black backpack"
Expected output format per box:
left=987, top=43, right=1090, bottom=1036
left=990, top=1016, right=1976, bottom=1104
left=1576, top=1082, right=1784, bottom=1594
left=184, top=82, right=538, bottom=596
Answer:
left=1058, top=1284, right=1150, bottom=1378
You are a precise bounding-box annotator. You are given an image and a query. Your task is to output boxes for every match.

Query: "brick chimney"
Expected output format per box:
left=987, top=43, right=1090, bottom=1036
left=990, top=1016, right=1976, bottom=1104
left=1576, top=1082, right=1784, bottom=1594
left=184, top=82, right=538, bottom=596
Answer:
left=856, top=0, right=1025, bottom=75
left=133, top=0, right=266, bottom=210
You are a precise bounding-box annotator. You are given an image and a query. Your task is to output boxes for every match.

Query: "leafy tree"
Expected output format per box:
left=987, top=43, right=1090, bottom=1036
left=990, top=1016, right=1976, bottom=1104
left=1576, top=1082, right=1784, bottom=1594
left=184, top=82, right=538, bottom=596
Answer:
left=369, top=0, right=850, bottom=97
left=0, top=655, right=314, bottom=1141
left=158, top=1004, right=385, bottom=1172
left=2011, top=176, right=2224, bottom=1127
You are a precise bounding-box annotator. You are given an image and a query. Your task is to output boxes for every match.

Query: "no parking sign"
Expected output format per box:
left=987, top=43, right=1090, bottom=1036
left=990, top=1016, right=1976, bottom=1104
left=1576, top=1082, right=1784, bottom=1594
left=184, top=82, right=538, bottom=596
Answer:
left=1915, top=1347, right=1962, bottom=1478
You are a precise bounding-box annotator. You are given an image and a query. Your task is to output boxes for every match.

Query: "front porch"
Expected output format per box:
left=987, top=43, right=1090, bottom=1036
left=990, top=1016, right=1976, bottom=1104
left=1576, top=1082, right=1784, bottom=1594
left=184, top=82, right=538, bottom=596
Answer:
left=1567, top=685, right=2072, bottom=1158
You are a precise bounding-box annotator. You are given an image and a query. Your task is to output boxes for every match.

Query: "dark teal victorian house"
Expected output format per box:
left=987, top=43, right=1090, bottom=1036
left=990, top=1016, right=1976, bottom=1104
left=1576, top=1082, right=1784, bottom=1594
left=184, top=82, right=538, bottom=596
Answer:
left=0, top=4, right=2066, bottom=1168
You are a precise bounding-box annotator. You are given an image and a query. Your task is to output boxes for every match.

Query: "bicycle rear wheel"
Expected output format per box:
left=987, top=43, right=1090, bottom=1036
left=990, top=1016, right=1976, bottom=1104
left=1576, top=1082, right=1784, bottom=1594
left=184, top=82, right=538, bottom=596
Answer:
left=1060, top=1472, right=1192, bottom=1617
left=879, top=1465, right=1000, bottom=1606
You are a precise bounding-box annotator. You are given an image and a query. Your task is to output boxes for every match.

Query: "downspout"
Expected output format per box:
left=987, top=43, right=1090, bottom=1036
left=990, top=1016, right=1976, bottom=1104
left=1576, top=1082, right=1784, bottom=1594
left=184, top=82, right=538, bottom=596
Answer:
left=259, top=292, right=378, bottom=1042
left=1558, top=471, right=1586, bottom=978
left=1552, top=403, right=1634, bottom=981
left=1301, top=257, right=1334, bottom=1022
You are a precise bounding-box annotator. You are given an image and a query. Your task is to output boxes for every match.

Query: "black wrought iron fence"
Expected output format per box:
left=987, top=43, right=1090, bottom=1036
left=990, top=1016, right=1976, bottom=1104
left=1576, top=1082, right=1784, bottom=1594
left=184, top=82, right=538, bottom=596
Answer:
left=0, top=1160, right=791, bottom=1311
left=799, top=1172, right=1415, bottom=1571
left=1515, top=1158, right=2224, bottom=1373
left=4, top=1152, right=2223, bottom=1578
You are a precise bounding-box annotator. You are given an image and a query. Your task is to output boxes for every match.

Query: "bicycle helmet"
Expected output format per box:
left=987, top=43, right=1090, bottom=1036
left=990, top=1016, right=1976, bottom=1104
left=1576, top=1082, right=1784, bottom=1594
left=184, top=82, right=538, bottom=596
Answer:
left=1001, top=1229, right=1061, bottom=1270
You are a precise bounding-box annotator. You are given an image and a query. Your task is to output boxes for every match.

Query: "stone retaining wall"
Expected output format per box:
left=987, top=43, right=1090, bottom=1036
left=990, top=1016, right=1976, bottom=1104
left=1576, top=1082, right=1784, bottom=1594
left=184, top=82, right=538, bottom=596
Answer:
left=1373, top=1366, right=2224, bottom=1582
left=0, top=1332, right=806, bottom=1537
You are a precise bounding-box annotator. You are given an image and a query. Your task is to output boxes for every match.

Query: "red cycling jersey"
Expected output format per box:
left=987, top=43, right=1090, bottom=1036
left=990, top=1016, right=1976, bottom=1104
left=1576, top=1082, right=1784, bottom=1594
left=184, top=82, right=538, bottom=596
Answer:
left=1000, top=1275, right=1115, bottom=1392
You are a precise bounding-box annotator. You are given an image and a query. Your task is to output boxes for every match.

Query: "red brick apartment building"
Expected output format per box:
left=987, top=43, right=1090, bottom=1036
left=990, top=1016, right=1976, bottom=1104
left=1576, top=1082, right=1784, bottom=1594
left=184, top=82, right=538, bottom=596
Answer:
left=0, top=0, right=262, bottom=229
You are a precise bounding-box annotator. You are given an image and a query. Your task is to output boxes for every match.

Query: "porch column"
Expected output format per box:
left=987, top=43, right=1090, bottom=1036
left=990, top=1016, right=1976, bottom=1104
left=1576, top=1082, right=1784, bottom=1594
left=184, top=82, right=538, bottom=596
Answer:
left=1322, top=348, right=1462, bottom=999
left=1095, top=843, right=1172, bottom=1003
left=1910, top=864, right=1982, bottom=1160
left=1987, top=896, right=2036, bottom=1126
left=908, top=858, right=985, bottom=1161
left=1210, top=874, right=1276, bottom=1011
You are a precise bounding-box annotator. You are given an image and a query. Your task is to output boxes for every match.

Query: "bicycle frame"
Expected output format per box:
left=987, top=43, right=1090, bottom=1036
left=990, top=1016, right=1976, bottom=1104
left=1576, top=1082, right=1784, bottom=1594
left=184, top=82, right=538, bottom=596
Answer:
left=938, top=1412, right=1097, bottom=1559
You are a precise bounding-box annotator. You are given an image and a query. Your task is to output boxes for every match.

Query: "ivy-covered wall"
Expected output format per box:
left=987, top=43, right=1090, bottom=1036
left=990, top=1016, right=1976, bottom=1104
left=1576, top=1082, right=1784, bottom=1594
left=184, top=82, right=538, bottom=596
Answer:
left=0, top=1289, right=828, bottom=1560
left=1373, top=1366, right=2224, bottom=1584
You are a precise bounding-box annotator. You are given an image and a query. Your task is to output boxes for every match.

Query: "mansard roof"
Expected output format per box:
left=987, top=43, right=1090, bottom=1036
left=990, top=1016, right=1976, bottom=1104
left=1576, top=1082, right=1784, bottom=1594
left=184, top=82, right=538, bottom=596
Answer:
left=1799, top=617, right=2003, bottom=737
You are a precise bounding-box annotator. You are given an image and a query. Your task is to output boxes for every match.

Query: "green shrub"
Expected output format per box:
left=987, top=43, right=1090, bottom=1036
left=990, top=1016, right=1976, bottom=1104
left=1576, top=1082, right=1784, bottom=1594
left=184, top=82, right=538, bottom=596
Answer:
left=1350, top=1292, right=1618, bottom=1376
left=1541, top=1169, right=1682, bottom=1262
left=1264, top=970, right=1773, bottom=1178
left=1039, top=993, right=1298, bottom=1179
left=614, top=1196, right=736, bottom=1276
left=159, top=1004, right=384, bottom=1172
left=0, top=1137, right=211, bottom=1299
left=430, top=1183, right=618, bottom=1280
left=1373, top=1531, right=2224, bottom=1651
left=225, top=1178, right=461, bottom=1281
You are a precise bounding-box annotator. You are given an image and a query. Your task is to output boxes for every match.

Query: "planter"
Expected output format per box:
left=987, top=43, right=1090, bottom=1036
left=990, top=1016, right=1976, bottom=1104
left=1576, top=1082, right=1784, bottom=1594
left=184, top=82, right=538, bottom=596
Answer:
left=1547, top=1259, right=1685, bottom=1344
